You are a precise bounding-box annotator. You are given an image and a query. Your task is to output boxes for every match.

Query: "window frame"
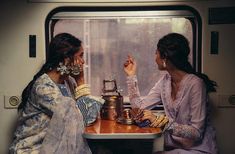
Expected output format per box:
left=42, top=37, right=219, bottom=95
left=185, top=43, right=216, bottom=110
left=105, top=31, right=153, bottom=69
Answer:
left=45, top=6, right=202, bottom=73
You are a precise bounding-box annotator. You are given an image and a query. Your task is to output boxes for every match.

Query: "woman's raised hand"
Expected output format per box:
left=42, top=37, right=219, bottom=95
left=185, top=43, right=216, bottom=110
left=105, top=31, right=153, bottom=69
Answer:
left=123, top=55, right=137, bottom=76
left=70, top=56, right=85, bottom=86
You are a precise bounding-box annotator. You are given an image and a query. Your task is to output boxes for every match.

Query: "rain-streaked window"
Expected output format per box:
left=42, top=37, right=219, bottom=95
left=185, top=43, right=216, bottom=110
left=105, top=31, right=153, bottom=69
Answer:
left=49, top=10, right=197, bottom=100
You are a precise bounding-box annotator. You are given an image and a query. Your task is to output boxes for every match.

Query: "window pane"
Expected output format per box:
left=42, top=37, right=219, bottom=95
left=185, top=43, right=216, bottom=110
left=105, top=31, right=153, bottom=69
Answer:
left=53, top=17, right=192, bottom=97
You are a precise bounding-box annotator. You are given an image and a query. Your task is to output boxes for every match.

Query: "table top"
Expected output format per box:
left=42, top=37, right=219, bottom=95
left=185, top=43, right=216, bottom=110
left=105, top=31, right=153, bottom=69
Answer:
left=83, top=118, right=162, bottom=139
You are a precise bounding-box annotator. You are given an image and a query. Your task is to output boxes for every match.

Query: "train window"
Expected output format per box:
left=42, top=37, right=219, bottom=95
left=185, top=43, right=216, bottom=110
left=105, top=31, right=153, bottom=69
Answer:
left=47, top=7, right=201, bottom=99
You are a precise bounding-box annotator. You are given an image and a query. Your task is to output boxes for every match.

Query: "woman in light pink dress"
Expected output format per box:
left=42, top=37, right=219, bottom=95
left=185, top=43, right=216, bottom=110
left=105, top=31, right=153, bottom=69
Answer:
left=124, top=33, right=218, bottom=154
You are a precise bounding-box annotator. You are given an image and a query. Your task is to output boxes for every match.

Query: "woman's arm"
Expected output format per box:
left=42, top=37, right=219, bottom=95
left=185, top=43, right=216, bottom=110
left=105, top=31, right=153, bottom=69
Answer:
left=76, top=96, right=104, bottom=126
left=127, top=75, right=162, bottom=109
left=166, top=122, right=202, bottom=148
left=124, top=55, right=161, bottom=109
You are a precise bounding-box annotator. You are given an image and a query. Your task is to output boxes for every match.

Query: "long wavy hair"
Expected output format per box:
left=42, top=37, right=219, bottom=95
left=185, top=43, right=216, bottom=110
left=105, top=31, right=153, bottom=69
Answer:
left=18, top=33, right=82, bottom=111
left=157, top=33, right=217, bottom=93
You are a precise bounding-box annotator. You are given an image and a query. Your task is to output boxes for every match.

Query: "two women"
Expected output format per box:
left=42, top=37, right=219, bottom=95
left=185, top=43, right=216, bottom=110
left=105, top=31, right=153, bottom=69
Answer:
left=10, top=32, right=218, bottom=153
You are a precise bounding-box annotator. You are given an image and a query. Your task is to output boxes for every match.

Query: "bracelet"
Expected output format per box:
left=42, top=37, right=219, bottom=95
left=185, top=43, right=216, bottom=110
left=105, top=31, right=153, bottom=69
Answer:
left=150, top=116, right=158, bottom=127
left=162, top=119, right=174, bottom=133
left=75, top=84, right=91, bottom=99
left=75, top=88, right=90, bottom=99
left=75, top=84, right=90, bottom=92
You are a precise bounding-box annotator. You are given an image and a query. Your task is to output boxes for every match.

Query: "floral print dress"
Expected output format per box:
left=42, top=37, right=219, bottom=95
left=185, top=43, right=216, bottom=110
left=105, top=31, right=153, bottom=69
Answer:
left=9, top=74, right=94, bottom=154
left=126, top=73, right=218, bottom=154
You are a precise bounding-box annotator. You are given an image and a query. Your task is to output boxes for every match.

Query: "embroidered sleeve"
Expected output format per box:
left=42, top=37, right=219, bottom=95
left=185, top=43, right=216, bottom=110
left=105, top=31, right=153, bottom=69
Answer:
left=164, top=121, right=202, bottom=148
left=126, top=75, right=142, bottom=108
left=126, top=75, right=162, bottom=109
left=167, top=121, right=201, bottom=140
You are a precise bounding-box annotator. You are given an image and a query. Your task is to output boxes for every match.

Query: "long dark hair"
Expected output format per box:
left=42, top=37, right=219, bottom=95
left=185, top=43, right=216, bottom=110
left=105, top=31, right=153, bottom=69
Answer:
left=18, top=33, right=82, bottom=111
left=157, top=33, right=217, bottom=93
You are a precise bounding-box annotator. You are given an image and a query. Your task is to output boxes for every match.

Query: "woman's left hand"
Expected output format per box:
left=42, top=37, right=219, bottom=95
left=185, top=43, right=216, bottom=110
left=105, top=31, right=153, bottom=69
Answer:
left=141, top=110, right=169, bottom=128
left=141, top=110, right=156, bottom=123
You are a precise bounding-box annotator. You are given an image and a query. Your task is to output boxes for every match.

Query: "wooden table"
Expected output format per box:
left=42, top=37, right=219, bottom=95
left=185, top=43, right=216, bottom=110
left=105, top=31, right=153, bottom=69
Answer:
left=84, top=118, right=162, bottom=139
left=84, top=119, right=163, bottom=154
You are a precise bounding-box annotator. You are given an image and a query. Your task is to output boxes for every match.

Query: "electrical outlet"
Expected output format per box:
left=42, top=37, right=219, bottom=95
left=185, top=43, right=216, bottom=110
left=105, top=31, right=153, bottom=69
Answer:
left=4, top=95, right=21, bottom=109
left=218, top=94, right=235, bottom=108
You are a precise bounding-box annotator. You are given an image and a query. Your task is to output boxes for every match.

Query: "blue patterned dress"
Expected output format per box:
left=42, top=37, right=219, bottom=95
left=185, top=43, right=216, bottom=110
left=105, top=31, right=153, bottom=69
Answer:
left=9, top=73, right=103, bottom=154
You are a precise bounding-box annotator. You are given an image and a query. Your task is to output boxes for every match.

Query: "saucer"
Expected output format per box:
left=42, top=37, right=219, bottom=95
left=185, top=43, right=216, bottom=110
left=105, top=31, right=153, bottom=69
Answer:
left=116, top=117, right=134, bottom=125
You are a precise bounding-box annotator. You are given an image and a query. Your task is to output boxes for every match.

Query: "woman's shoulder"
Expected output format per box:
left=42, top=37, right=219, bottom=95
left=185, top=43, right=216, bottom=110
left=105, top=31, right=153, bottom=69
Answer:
left=161, top=72, right=203, bottom=84
left=34, top=74, right=54, bottom=86
left=185, top=74, right=205, bottom=89
left=33, top=74, right=58, bottom=93
left=188, top=73, right=203, bottom=82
